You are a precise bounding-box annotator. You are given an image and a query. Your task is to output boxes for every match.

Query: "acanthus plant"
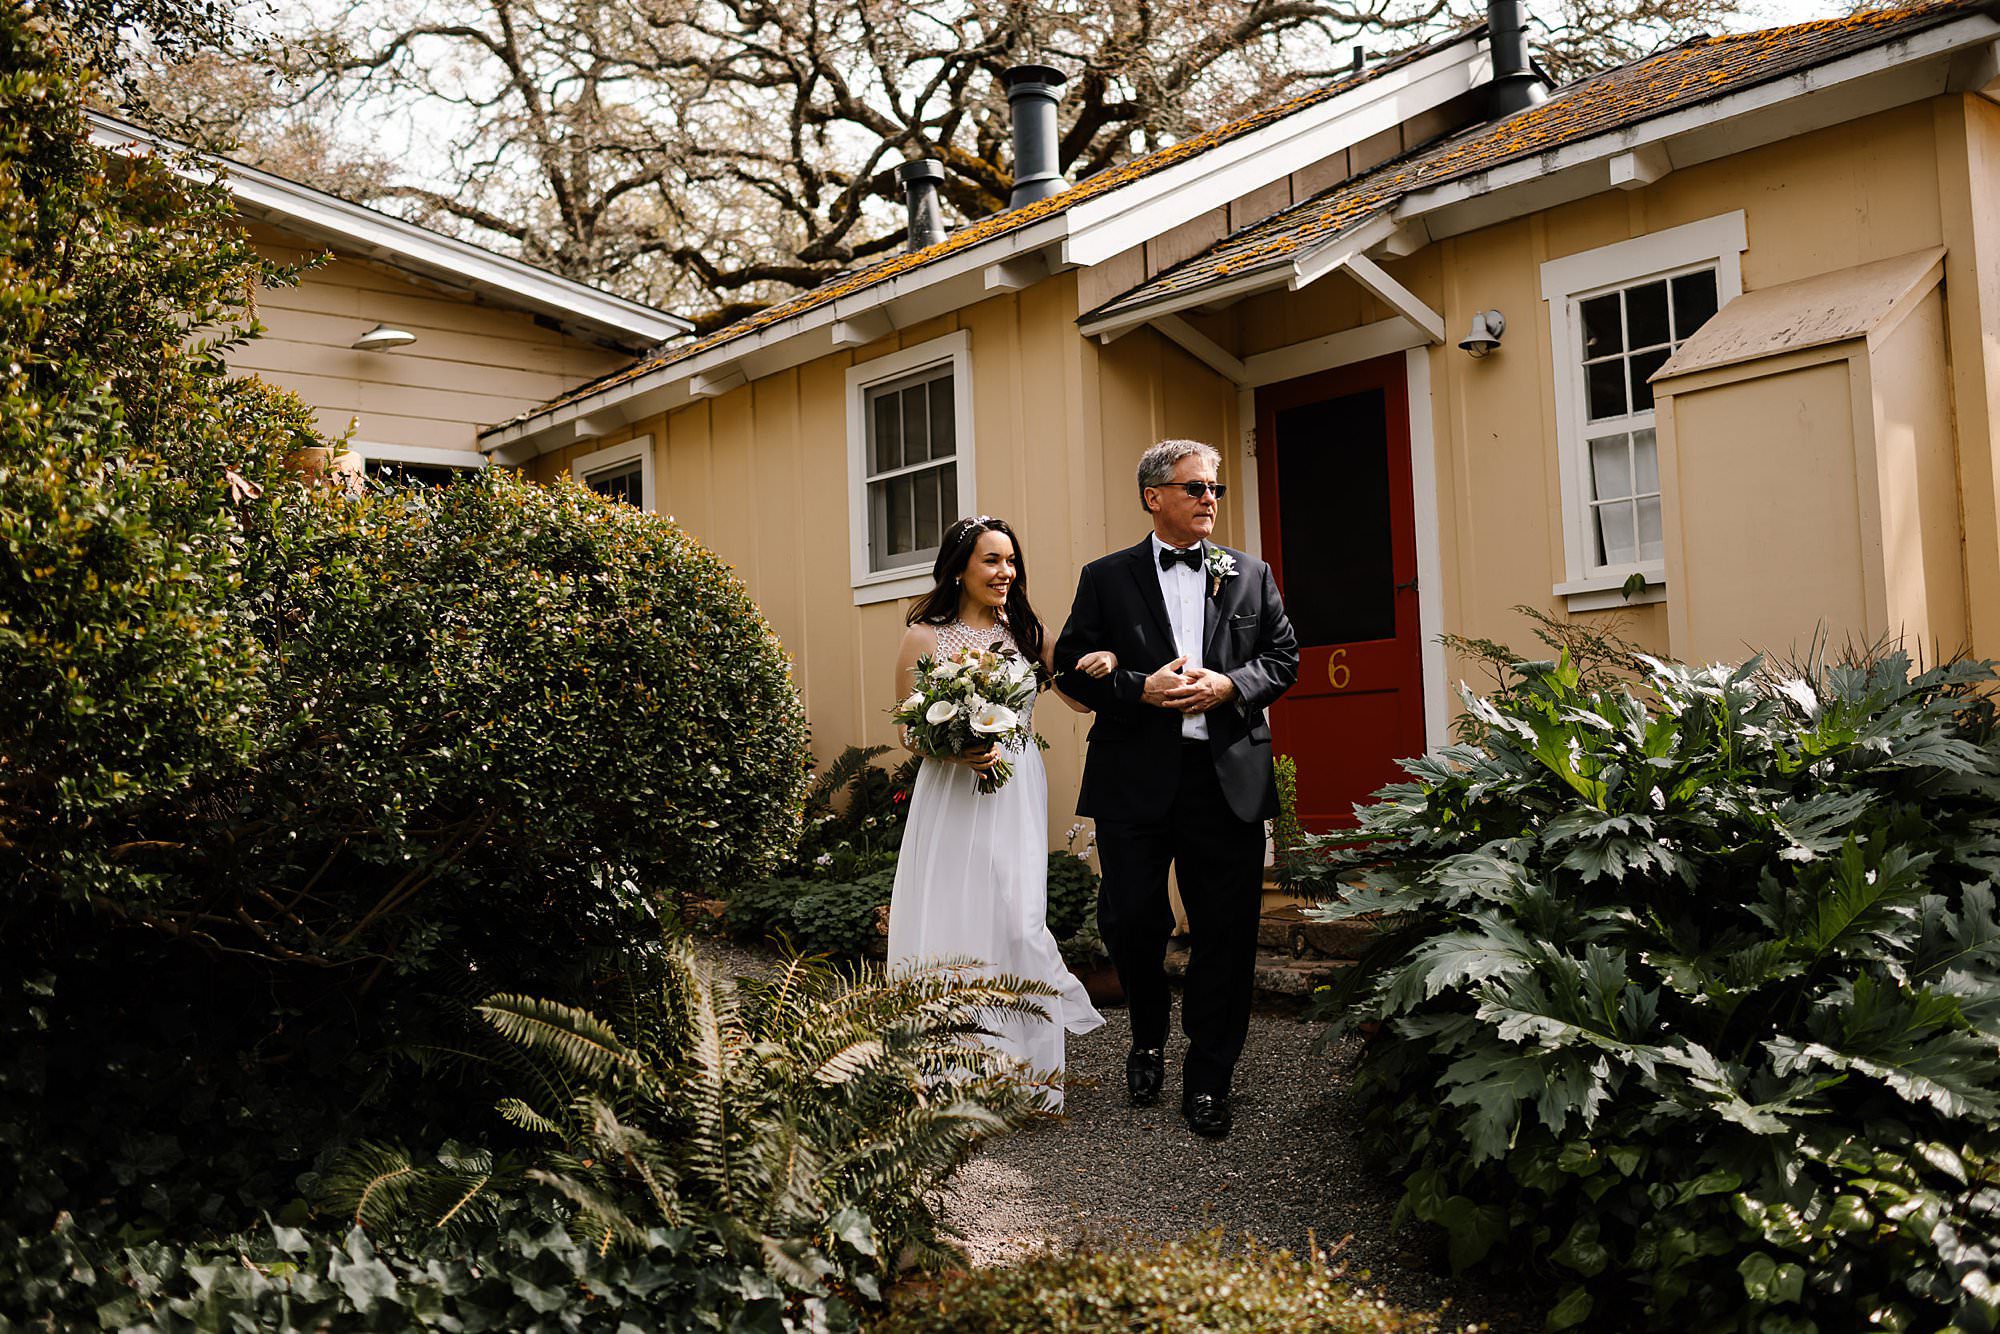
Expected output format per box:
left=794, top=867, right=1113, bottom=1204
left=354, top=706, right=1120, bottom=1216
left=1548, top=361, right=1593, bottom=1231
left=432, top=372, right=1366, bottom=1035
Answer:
left=1299, top=649, right=2000, bottom=1332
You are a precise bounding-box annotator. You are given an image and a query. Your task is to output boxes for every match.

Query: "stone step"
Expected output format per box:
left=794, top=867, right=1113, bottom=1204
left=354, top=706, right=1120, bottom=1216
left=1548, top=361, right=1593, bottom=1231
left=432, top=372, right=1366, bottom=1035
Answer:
left=1162, top=941, right=1351, bottom=1000
left=1256, top=903, right=1379, bottom=960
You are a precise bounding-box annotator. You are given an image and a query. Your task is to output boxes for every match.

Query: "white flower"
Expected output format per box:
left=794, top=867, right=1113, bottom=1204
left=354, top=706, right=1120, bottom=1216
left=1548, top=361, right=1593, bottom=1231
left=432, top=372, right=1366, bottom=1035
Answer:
left=970, top=703, right=1018, bottom=735
left=932, top=657, right=964, bottom=679
left=901, top=690, right=923, bottom=713
left=1205, top=546, right=1238, bottom=580
left=924, top=699, right=958, bottom=725
left=814, top=853, right=833, bottom=867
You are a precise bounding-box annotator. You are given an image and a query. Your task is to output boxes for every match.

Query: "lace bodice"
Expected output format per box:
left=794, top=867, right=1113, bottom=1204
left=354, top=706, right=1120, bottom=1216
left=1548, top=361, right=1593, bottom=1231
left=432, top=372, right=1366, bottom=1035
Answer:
left=934, top=616, right=1035, bottom=729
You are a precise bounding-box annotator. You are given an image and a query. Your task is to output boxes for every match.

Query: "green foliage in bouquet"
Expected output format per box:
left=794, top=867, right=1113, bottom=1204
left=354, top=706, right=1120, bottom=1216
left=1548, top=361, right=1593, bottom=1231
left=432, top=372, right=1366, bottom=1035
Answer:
left=1296, top=649, right=2000, bottom=1331
left=319, top=944, right=1051, bottom=1324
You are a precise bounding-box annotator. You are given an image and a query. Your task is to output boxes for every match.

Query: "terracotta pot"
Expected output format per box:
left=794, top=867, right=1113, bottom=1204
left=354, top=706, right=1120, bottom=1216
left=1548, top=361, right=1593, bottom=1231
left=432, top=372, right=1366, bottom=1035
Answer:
left=1071, top=961, right=1124, bottom=1006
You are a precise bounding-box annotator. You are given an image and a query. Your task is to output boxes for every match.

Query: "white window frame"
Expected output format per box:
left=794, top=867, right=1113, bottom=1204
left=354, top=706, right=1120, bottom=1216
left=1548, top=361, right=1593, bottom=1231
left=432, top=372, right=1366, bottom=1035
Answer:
left=845, top=330, right=976, bottom=606
left=570, top=434, right=656, bottom=511
left=1541, top=212, right=1746, bottom=611
left=350, top=441, right=490, bottom=474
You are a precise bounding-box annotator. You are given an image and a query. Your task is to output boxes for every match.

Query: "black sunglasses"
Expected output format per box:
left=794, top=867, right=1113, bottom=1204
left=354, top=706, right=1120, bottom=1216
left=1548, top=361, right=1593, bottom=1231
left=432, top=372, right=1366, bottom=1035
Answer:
left=1156, top=480, right=1226, bottom=499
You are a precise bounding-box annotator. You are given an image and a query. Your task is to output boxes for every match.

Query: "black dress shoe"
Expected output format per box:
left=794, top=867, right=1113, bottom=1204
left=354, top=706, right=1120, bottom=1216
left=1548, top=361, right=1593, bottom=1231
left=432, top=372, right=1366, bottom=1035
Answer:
left=1182, top=1092, right=1232, bottom=1139
left=1126, top=1047, right=1165, bottom=1106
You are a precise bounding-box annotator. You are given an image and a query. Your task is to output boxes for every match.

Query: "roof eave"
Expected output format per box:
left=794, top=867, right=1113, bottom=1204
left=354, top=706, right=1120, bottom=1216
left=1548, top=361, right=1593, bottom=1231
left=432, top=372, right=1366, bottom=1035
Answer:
left=86, top=112, right=693, bottom=350
left=479, top=213, right=1073, bottom=457
left=1084, top=10, right=2000, bottom=324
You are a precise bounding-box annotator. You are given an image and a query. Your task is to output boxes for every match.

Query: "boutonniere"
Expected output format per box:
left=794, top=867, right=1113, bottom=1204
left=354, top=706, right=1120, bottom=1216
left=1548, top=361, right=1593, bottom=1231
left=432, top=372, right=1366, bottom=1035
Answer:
left=1204, top=546, right=1238, bottom=599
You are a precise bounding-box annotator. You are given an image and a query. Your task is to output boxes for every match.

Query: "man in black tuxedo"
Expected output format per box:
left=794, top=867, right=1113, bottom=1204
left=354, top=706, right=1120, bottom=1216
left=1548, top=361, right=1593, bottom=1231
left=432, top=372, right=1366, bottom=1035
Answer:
left=1053, top=438, right=1298, bottom=1138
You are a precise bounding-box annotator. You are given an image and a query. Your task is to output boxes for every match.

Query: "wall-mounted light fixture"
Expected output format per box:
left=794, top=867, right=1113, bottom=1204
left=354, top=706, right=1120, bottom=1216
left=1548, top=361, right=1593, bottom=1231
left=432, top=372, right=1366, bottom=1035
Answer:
left=351, top=323, right=417, bottom=352
left=1458, top=309, right=1505, bottom=358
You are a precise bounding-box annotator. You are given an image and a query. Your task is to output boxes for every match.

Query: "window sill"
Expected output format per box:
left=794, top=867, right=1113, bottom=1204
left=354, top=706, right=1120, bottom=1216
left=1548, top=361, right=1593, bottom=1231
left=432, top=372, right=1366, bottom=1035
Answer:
left=852, top=569, right=934, bottom=607
left=1554, top=571, right=1666, bottom=613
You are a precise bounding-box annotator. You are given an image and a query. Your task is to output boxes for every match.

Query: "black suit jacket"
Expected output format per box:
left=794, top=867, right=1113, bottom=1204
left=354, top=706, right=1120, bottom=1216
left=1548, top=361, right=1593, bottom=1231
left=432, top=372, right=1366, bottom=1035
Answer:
left=1053, top=538, right=1299, bottom=824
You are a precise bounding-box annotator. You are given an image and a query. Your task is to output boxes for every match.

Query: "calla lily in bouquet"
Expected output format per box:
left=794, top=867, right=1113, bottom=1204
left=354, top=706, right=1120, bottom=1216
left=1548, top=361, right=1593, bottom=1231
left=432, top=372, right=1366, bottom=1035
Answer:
left=892, top=642, right=1044, bottom=793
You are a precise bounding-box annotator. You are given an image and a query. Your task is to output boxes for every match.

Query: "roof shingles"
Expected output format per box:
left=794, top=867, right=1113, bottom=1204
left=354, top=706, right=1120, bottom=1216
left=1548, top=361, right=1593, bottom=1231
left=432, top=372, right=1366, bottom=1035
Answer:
left=1088, top=0, right=1989, bottom=321
left=491, top=27, right=1478, bottom=429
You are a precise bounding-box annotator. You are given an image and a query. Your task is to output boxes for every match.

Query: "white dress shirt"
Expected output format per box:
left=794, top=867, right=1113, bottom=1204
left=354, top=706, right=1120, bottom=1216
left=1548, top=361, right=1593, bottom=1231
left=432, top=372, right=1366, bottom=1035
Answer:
left=1151, top=533, right=1209, bottom=741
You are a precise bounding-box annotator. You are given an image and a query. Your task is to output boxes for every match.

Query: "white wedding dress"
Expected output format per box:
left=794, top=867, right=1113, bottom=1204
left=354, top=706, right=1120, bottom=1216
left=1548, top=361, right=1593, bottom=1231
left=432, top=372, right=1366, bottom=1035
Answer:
left=887, top=617, right=1105, bottom=1108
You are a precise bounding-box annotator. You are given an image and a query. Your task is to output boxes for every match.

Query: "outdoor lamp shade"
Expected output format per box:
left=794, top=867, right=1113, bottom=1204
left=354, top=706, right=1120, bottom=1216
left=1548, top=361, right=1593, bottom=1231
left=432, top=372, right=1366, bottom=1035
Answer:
left=1458, top=309, right=1505, bottom=358
left=352, top=323, right=417, bottom=351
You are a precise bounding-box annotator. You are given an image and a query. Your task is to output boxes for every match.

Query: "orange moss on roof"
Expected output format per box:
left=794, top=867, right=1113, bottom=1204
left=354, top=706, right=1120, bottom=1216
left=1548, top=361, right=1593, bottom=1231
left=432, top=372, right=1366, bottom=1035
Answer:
left=492, top=27, right=1477, bottom=428
left=1089, top=0, right=1989, bottom=319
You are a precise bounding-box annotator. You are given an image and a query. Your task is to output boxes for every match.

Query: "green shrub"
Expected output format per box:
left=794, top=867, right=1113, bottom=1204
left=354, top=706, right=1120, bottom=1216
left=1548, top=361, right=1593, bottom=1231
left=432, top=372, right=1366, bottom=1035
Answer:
left=872, top=1230, right=1437, bottom=1332
left=1047, top=824, right=1100, bottom=943
left=0, top=1, right=813, bottom=1263
left=1, top=1199, right=834, bottom=1332
left=789, top=744, right=918, bottom=879
left=1298, top=650, right=2000, bottom=1331
left=323, top=944, right=1050, bottom=1323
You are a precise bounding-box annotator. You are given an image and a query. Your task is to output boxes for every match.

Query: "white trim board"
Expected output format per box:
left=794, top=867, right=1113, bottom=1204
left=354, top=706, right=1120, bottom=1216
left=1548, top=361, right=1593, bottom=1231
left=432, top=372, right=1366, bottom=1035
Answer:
left=85, top=113, right=691, bottom=351
left=1395, top=13, right=2000, bottom=243
left=1060, top=35, right=1490, bottom=268
left=1404, top=346, right=1449, bottom=753
left=844, top=331, right=976, bottom=607
left=348, top=441, right=489, bottom=470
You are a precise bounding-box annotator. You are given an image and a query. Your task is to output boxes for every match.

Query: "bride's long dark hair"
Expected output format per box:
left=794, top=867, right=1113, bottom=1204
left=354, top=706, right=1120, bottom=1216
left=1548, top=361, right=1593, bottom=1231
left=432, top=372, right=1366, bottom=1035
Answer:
left=906, top=516, right=1046, bottom=671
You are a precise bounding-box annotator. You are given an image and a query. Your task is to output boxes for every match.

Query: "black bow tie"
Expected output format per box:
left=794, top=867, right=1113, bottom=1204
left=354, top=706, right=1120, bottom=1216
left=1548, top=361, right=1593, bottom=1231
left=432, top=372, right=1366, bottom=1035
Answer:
left=1158, top=545, right=1202, bottom=572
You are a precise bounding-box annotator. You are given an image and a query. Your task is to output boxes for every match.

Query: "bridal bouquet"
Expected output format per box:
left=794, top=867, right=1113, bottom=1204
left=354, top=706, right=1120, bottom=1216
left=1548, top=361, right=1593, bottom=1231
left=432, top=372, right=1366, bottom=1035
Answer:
left=892, top=644, right=1043, bottom=794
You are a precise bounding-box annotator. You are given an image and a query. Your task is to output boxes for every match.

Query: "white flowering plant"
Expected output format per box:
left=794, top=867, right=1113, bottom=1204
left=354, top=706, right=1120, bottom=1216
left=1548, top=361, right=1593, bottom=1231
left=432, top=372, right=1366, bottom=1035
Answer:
left=892, top=643, right=1044, bottom=794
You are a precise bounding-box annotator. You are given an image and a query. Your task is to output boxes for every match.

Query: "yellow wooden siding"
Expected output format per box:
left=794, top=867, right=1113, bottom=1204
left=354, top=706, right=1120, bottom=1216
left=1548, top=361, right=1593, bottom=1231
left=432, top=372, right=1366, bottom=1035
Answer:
left=232, top=222, right=631, bottom=449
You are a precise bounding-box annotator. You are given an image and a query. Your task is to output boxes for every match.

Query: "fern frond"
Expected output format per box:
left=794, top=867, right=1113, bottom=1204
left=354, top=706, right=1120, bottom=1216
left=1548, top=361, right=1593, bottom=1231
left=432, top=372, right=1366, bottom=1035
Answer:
left=318, top=1142, right=423, bottom=1230
left=494, top=1096, right=562, bottom=1137
left=477, top=994, right=646, bottom=1083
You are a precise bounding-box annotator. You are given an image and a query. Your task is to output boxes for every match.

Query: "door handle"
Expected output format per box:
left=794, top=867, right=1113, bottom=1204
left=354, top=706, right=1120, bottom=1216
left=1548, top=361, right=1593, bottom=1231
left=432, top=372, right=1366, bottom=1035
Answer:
left=1396, top=575, right=1419, bottom=593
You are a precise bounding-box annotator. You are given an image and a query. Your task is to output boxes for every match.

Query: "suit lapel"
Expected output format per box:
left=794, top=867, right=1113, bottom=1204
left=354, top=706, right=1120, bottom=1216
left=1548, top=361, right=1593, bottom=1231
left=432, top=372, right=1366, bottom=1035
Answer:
left=1125, top=539, right=1176, bottom=655
left=1201, top=542, right=1223, bottom=659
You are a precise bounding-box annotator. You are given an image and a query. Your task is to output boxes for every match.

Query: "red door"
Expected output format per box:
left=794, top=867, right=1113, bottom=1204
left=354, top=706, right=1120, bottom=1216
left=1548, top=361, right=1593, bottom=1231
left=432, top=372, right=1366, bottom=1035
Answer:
left=1256, top=354, right=1427, bottom=831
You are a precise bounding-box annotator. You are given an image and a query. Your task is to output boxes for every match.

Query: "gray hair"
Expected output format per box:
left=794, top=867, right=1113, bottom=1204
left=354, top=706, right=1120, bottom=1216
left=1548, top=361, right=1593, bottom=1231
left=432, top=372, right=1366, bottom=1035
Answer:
left=1136, top=438, right=1221, bottom=512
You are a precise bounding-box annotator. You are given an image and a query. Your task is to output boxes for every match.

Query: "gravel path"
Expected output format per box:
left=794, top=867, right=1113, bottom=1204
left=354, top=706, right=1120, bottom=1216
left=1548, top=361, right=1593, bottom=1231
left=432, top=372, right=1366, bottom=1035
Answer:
left=692, top=937, right=1537, bottom=1332
left=936, top=1003, right=1540, bottom=1333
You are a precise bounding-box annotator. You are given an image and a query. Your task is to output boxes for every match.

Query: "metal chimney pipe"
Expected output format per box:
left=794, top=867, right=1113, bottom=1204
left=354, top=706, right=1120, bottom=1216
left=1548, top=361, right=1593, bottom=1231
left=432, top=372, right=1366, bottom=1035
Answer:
left=1486, top=0, right=1547, bottom=116
left=1003, top=64, right=1067, bottom=209
left=897, top=158, right=947, bottom=251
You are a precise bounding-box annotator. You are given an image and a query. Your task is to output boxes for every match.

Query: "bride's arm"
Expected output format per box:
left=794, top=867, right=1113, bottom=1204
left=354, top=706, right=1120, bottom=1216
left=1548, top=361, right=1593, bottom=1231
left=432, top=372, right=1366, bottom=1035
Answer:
left=894, top=624, right=939, bottom=757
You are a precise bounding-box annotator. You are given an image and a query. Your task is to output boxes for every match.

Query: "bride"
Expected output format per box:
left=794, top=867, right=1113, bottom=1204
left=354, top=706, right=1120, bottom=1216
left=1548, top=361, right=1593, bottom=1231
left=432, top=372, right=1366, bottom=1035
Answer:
left=887, top=516, right=1112, bottom=1108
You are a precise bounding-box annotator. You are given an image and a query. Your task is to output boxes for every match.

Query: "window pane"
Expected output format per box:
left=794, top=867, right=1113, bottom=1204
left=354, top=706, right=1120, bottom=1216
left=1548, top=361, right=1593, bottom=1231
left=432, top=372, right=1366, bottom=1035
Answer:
left=902, top=383, right=930, bottom=463
left=1581, top=294, right=1623, bottom=358
left=1637, top=496, right=1663, bottom=563
left=1594, top=500, right=1637, bottom=565
left=872, top=389, right=902, bottom=473
left=1629, top=347, right=1671, bottom=412
left=1671, top=270, right=1720, bottom=340
left=1590, top=433, right=1632, bottom=502
left=585, top=460, right=642, bottom=506
left=1626, top=280, right=1669, bottom=349
left=1587, top=360, right=1628, bottom=420
left=886, top=474, right=916, bottom=557
left=937, top=461, right=956, bottom=519
left=1633, top=428, right=1659, bottom=495
left=914, top=461, right=941, bottom=550
left=928, top=374, right=955, bottom=459
left=1274, top=389, right=1395, bottom=645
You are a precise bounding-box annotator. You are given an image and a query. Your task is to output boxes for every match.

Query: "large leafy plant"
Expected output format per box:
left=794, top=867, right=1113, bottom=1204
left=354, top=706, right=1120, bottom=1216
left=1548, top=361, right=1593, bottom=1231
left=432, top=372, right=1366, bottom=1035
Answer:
left=322, top=944, right=1051, bottom=1322
left=1300, top=650, right=2000, bottom=1331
